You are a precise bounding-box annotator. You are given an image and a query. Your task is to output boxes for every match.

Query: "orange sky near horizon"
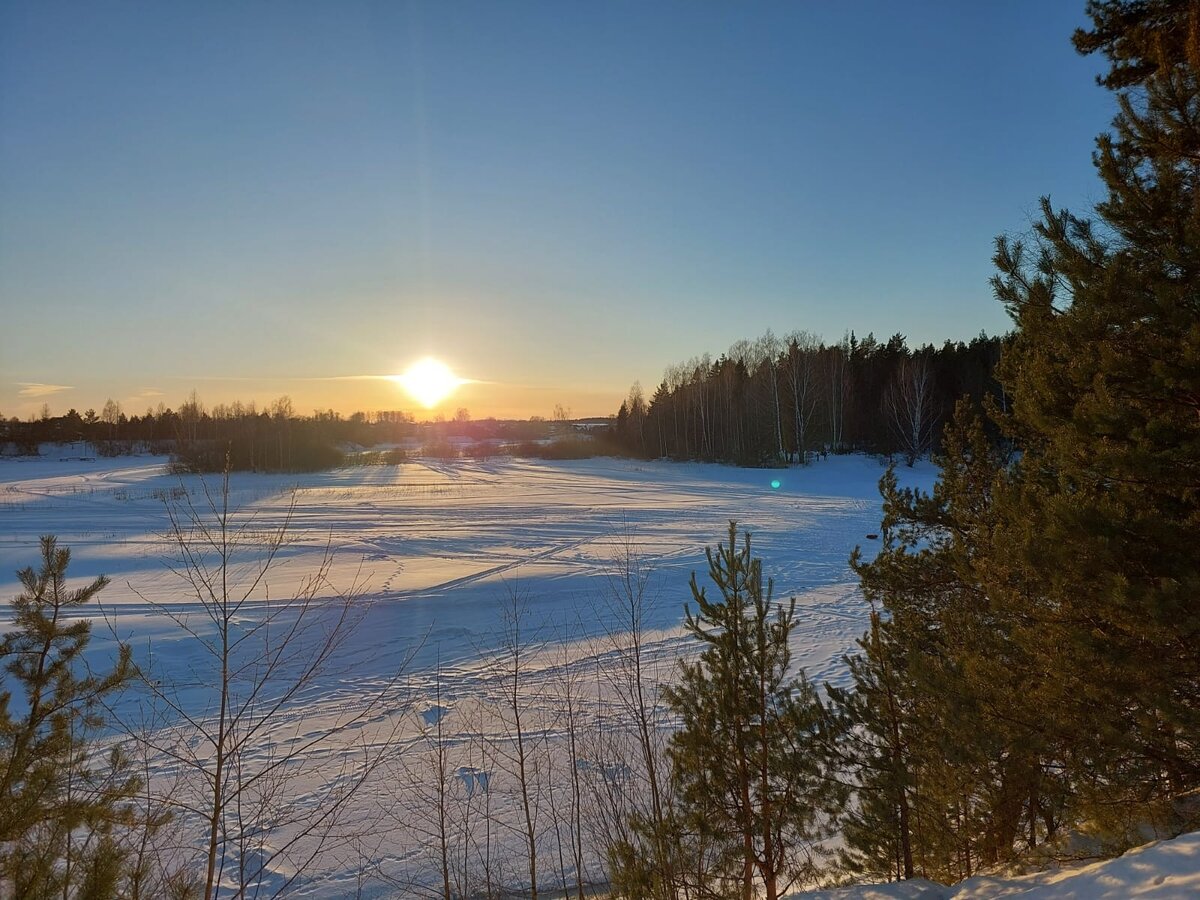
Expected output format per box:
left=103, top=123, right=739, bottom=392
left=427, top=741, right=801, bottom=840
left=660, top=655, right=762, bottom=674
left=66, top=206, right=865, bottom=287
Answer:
left=1, top=374, right=627, bottom=424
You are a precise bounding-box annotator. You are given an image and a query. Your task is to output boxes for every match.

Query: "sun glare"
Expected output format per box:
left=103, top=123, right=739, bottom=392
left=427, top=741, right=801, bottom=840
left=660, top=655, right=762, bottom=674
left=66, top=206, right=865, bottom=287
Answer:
left=396, top=358, right=463, bottom=408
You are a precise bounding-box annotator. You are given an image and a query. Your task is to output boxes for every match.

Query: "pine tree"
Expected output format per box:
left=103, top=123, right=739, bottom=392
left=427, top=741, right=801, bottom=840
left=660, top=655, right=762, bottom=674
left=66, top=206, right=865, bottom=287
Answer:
left=991, top=0, right=1200, bottom=833
left=834, top=0, right=1200, bottom=876
left=0, top=536, right=137, bottom=896
left=845, top=405, right=1071, bottom=880
left=662, top=522, right=841, bottom=900
left=827, top=610, right=919, bottom=882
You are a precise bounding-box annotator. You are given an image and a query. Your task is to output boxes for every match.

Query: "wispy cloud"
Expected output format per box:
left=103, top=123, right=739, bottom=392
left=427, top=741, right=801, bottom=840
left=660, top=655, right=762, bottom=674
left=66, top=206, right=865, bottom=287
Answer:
left=164, top=374, right=396, bottom=382
left=17, top=382, right=73, bottom=398
left=164, top=373, right=487, bottom=385
left=125, top=388, right=165, bottom=400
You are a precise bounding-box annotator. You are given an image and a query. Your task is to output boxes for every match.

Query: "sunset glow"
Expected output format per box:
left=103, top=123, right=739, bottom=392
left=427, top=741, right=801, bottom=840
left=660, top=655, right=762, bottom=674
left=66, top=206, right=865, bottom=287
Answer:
left=395, top=358, right=463, bottom=408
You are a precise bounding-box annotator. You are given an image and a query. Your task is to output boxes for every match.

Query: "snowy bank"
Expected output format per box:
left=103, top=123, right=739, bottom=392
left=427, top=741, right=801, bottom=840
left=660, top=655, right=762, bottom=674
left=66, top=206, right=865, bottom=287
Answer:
left=786, top=830, right=1200, bottom=899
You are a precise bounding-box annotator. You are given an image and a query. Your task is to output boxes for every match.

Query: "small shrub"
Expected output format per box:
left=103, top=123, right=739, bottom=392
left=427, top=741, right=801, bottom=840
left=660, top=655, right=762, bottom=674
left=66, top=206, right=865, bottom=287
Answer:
left=421, top=442, right=458, bottom=460
left=463, top=442, right=498, bottom=459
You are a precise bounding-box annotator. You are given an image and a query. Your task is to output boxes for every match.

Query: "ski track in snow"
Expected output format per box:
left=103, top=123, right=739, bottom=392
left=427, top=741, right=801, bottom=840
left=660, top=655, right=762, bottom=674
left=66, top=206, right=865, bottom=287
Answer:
left=0, top=452, right=936, bottom=896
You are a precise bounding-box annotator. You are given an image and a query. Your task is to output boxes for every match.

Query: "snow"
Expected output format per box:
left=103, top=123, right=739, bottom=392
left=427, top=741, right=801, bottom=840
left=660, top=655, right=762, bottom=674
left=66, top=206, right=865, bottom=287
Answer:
left=789, top=881, right=946, bottom=900
left=785, top=830, right=1200, bottom=899
left=0, top=453, right=925, bottom=694
left=16, top=452, right=1193, bottom=896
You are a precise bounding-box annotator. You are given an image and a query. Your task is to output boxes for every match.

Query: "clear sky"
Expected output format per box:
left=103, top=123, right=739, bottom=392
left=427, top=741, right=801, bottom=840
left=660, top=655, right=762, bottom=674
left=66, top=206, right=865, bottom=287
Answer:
left=1, top=1, right=1112, bottom=421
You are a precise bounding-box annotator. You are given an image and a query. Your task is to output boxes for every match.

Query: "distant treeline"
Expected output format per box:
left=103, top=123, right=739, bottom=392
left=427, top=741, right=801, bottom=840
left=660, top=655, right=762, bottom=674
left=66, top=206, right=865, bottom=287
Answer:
left=612, top=330, right=1005, bottom=465
left=4, top=331, right=1003, bottom=473
left=0, top=396, right=614, bottom=472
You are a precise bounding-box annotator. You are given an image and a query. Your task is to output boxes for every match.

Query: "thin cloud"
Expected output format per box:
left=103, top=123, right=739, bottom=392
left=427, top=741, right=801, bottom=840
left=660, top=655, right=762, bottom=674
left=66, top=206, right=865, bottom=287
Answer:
left=17, top=382, right=73, bottom=398
left=164, top=373, right=485, bottom=385
left=126, top=388, right=166, bottom=406
left=165, top=374, right=393, bottom=382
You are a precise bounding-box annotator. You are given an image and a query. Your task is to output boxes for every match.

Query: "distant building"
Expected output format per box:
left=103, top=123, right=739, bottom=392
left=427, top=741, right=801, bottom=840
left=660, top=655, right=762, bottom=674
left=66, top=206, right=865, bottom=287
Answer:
left=572, top=417, right=615, bottom=432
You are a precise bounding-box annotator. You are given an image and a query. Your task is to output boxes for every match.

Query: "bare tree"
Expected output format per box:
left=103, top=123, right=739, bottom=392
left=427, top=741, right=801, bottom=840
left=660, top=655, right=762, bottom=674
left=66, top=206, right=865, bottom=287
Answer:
left=782, top=332, right=822, bottom=464
left=466, top=702, right=500, bottom=898
left=118, top=708, right=204, bottom=900
left=128, top=470, right=415, bottom=898
left=394, top=653, right=457, bottom=900
left=824, top=338, right=852, bottom=452
left=553, top=642, right=588, bottom=899
left=754, top=331, right=786, bottom=462
left=885, top=355, right=938, bottom=465
left=685, top=355, right=714, bottom=459
left=375, top=649, right=474, bottom=900
left=600, top=531, right=670, bottom=851
left=662, top=364, right=686, bottom=456
left=178, top=391, right=204, bottom=445
left=432, top=666, right=454, bottom=900
left=586, top=526, right=704, bottom=899
left=724, top=340, right=754, bottom=459
left=492, top=586, right=546, bottom=899
left=101, top=398, right=123, bottom=442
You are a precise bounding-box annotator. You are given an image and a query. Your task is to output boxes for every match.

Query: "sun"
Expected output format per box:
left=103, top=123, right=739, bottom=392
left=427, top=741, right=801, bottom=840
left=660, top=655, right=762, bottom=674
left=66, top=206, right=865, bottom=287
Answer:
left=395, top=358, right=463, bottom=408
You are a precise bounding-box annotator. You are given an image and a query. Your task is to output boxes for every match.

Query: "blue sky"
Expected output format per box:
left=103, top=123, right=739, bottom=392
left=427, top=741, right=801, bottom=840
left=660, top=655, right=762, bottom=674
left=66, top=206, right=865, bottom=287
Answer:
left=0, top=1, right=1111, bottom=418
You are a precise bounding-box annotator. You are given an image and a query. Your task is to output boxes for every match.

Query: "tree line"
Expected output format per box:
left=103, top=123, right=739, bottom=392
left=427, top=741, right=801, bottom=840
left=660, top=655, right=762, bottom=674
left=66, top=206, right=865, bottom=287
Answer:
left=0, top=395, right=414, bottom=467
left=0, top=396, right=605, bottom=473
left=4, top=336, right=1006, bottom=473
left=4, top=330, right=1005, bottom=473
left=612, top=331, right=1004, bottom=466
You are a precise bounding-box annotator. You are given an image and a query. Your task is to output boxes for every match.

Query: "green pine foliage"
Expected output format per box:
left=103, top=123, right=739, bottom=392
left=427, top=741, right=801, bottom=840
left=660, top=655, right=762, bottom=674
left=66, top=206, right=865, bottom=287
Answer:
left=836, top=1, right=1200, bottom=881
left=826, top=610, right=919, bottom=882
left=990, top=0, right=1200, bottom=836
left=607, top=804, right=722, bottom=900
left=660, top=522, right=843, bottom=900
left=841, top=406, right=1070, bottom=882
left=0, top=536, right=138, bottom=897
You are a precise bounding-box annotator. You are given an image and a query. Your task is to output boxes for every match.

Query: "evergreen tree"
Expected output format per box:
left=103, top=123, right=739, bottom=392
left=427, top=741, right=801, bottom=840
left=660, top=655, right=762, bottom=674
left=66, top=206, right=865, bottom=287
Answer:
left=827, top=610, right=919, bottom=882
left=0, top=536, right=137, bottom=896
left=842, top=0, right=1200, bottom=867
left=629, top=331, right=1004, bottom=464
left=608, top=804, right=719, bottom=900
left=662, top=523, right=841, bottom=900
left=845, top=405, right=1071, bottom=880
left=991, top=0, right=1200, bottom=833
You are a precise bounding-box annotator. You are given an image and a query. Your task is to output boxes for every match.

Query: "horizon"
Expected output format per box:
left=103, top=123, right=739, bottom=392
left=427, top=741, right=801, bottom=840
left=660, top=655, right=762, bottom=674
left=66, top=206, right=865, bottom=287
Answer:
left=7, top=327, right=1002, bottom=424
left=1, top=2, right=1110, bottom=420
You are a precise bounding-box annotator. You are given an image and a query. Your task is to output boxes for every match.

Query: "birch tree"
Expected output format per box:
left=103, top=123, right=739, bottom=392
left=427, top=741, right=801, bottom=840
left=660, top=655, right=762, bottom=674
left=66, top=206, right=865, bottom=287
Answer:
left=884, top=356, right=938, bottom=466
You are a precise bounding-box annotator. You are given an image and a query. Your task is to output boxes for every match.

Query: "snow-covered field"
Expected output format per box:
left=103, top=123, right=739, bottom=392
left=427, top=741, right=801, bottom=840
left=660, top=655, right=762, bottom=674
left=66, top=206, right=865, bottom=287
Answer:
left=0, top=452, right=925, bottom=691
left=0, top=452, right=930, bottom=894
